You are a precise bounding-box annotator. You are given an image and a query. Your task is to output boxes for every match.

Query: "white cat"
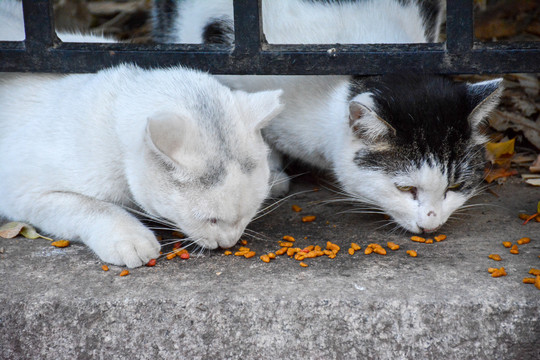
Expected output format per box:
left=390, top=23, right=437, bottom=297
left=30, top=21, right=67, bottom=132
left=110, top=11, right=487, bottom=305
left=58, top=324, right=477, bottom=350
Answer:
left=0, top=65, right=283, bottom=267
left=153, top=0, right=503, bottom=234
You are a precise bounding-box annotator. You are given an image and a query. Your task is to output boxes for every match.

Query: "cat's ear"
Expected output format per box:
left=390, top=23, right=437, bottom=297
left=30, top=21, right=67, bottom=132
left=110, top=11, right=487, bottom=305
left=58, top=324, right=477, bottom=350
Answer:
left=349, top=93, right=396, bottom=141
left=236, top=89, right=284, bottom=129
left=466, top=78, right=504, bottom=129
left=145, top=112, right=193, bottom=158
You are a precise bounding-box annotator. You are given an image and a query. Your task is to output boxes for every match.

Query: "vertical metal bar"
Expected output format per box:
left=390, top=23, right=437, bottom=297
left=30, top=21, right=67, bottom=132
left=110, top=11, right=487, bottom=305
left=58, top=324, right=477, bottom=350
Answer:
left=22, top=0, right=58, bottom=50
left=232, top=0, right=262, bottom=54
left=446, top=0, right=474, bottom=52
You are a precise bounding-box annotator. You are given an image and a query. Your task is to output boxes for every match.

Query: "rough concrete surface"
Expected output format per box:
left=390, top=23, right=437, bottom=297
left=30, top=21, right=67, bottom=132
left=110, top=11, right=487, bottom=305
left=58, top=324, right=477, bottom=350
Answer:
left=0, top=175, right=539, bottom=360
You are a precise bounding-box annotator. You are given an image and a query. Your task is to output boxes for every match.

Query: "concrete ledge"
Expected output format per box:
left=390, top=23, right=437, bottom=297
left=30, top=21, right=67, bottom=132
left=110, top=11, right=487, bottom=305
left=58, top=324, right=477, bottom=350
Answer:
left=1, top=178, right=539, bottom=359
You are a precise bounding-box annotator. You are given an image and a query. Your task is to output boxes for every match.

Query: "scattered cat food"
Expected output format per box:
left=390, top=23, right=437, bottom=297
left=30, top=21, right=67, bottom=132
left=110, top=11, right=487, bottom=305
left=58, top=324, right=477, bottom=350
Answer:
left=523, top=277, right=536, bottom=284
left=302, top=215, right=316, bottom=222
left=291, top=205, right=302, bottom=212
left=282, top=235, right=295, bottom=242
left=260, top=254, right=270, bottom=263
left=536, top=276, right=540, bottom=290
left=102, top=265, right=109, bottom=271
left=387, top=242, right=399, bottom=251
left=373, top=247, right=387, bottom=255
left=119, top=270, right=129, bottom=277
left=244, top=251, right=256, bottom=259
left=425, top=239, right=433, bottom=244
left=529, top=268, right=540, bottom=276
left=240, top=239, right=248, bottom=246
left=348, top=248, right=355, bottom=255
left=410, top=236, right=426, bottom=243
left=146, top=259, right=156, bottom=267
left=510, top=244, right=519, bottom=254
left=166, top=253, right=176, bottom=260
left=502, top=241, right=512, bottom=248
left=279, top=241, right=294, bottom=247
left=365, top=247, right=373, bottom=255
left=224, top=250, right=232, bottom=256
left=487, top=268, right=498, bottom=274
left=51, top=240, right=70, bottom=248
left=300, top=262, right=308, bottom=267
left=491, top=267, right=507, bottom=278
left=172, top=242, right=182, bottom=250
left=275, top=247, right=287, bottom=256
left=434, top=235, right=447, bottom=242
left=488, top=254, right=502, bottom=261
left=268, top=252, right=276, bottom=259
left=326, top=241, right=340, bottom=253
left=180, top=252, right=190, bottom=260
left=351, top=243, right=361, bottom=251
left=517, top=237, right=531, bottom=245
left=406, top=250, right=417, bottom=257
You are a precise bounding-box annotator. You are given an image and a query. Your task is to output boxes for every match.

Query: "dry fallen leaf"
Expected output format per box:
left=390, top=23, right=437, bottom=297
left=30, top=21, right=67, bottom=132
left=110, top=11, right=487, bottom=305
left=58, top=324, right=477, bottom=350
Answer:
left=525, top=178, right=540, bottom=187
left=0, top=222, right=53, bottom=241
left=485, top=138, right=516, bottom=166
left=484, top=168, right=518, bottom=183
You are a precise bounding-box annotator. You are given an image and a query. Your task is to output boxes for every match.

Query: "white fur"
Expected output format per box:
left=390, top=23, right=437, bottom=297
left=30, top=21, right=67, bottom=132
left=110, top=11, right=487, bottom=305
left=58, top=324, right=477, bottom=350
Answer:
left=0, top=65, right=283, bottom=267
left=0, top=0, right=114, bottom=42
left=162, top=0, right=505, bottom=234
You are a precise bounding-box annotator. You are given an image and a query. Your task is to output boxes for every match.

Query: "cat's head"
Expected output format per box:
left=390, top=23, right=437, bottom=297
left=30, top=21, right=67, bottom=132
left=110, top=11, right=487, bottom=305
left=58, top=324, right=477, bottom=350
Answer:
left=336, top=74, right=503, bottom=234
left=127, top=78, right=283, bottom=249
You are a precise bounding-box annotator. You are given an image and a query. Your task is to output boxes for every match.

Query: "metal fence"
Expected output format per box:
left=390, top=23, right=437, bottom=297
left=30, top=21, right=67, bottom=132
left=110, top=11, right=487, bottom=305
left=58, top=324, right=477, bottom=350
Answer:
left=0, top=0, right=539, bottom=75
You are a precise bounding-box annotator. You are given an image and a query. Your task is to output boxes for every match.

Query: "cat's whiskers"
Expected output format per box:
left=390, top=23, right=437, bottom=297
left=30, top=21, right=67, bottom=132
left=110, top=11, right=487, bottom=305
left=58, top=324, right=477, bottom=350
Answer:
left=252, top=189, right=313, bottom=221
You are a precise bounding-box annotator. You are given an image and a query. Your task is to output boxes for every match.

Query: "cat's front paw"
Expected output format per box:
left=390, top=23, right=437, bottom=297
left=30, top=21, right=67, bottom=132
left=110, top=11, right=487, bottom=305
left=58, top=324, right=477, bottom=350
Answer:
left=94, top=228, right=161, bottom=268
left=269, top=169, right=290, bottom=198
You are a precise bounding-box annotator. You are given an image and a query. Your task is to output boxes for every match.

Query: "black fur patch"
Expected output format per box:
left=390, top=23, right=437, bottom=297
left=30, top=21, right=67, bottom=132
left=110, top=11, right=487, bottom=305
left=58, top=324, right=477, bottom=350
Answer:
left=349, top=74, right=486, bottom=192
left=202, top=18, right=234, bottom=45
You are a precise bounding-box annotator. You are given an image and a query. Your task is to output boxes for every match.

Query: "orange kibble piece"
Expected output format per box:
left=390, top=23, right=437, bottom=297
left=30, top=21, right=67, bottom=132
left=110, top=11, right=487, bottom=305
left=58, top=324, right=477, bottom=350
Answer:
left=224, top=250, right=232, bottom=256
left=502, top=242, right=512, bottom=248
left=295, top=253, right=305, bottom=261
left=238, top=246, right=250, bottom=252
left=488, top=268, right=498, bottom=274
left=282, top=235, right=295, bottom=242
left=529, top=268, right=540, bottom=276
left=535, top=276, right=540, bottom=290
left=302, top=215, right=316, bottom=222
left=406, top=250, right=417, bottom=257
left=351, top=243, right=361, bottom=251
left=119, top=270, right=129, bottom=277
left=410, top=236, right=426, bottom=243
left=326, top=242, right=340, bottom=252
left=323, top=250, right=333, bottom=256
left=364, top=247, right=373, bottom=255
left=517, top=237, right=531, bottom=245
left=244, top=251, right=256, bottom=259
left=425, top=239, right=433, bottom=244
left=434, top=235, right=447, bottom=242
left=387, top=242, right=399, bottom=251
left=51, top=240, right=70, bottom=248
left=234, top=251, right=247, bottom=256
left=374, top=247, right=387, bottom=255
left=287, top=248, right=298, bottom=257
left=260, top=254, right=270, bottom=263
left=488, top=254, right=502, bottom=261
left=166, top=253, right=176, bottom=260
left=240, top=239, right=248, bottom=246
left=348, top=248, right=355, bottom=255
left=305, top=251, right=318, bottom=259
left=300, top=262, right=308, bottom=267
left=172, top=242, right=182, bottom=249
left=180, top=252, right=189, bottom=259
left=328, top=253, right=336, bottom=259
left=304, top=245, right=315, bottom=252
left=268, top=252, right=276, bottom=259
left=275, top=247, right=287, bottom=255
left=291, top=205, right=302, bottom=212
left=510, top=244, right=519, bottom=254
left=491, top=267, right=507, bottom=277
left=523, top=277, right=536, bottom=284
left=279, top=241, right=294, bottom=248
left=146, top=259, right=156, bottom=267
left=102, top=265, right=109, bottom=271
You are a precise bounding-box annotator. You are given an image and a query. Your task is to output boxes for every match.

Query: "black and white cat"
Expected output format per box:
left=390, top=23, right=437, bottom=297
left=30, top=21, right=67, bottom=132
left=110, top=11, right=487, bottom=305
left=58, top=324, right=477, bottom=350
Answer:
left=152, top=0, right=503, bottom=234
left=0, top=1, right=284, bottom=267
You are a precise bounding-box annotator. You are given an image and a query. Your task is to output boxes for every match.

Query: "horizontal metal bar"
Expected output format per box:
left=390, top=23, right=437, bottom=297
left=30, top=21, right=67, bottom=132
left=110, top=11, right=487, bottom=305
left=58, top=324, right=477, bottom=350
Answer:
left=1, top=42, right=539, bottom=75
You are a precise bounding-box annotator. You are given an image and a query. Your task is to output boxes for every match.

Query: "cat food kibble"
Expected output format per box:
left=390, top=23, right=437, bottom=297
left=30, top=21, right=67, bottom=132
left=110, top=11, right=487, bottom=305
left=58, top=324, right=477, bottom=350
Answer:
left=166, top=253, right=176, bottom=260
left=51, top=240, right=70, bottom=248
left=276, top=247, right=287, bottom=256
left=351, top=243, right=361, bottom=251
left=434, top=235, right=446, bottom=242
left=300, top=262, right=308, bottom=267
left=282, top=235, right=295, bottom=242
left=291, top=205, right=302, bottom=212
left=536, top=276, right=540, bottom=290
left=348, top=248, right=355, bottom=255
left=260, top=254, right=270, bottom=263
left=488, top=254, right=502, bottom=261
left=387, top=242, right=399, bottom=251
left=302, top=215, right=316, bottom=222
left=146, top=259, right=156, bottom=267
left=119, top=270, right=129, bottom=277
left=243, top=251, right=256, bottom=259
left=240, top=239, right=248, bottom=246
left=529, top=268, right=540, bottom=276
left=180, top=252, right=190, bottom=260
left=491, top=267, right=507, bottom=277
left=488, top=268, right=498, bottom=274
left=224, top=250, right=232, bottom=256
left=365, top=247, right=373, bottom=255
left=523, top=278, right=536, bottom=284
left=102, top=265, right=109, bottom=271
left=425, top=239, right=433, bottom=244
left=406, top=250, right=417, bottom=257
left=510, top=244, right=519, bottom=254
left=268, top=252, right=276, bottom=259
left=279, top=241, right=294, bottom=247
left=517, top=237, right=531, bottom=245
left=502, top=241, right=512, bottom=248
left=410, top=236, right=426, bottom=243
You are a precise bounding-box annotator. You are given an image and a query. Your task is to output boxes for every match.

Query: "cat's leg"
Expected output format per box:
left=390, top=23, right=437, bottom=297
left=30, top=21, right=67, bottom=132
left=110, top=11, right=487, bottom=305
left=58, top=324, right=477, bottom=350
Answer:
left=22, top=191, right=161, bottom=267
left=268, top=148, right=290, bottom=197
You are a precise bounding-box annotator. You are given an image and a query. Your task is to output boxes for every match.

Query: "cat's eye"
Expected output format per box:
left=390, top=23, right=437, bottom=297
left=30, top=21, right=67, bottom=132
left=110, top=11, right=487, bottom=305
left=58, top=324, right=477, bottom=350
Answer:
left=447, top=183, right=463, bottom=191
left=396, top=185, right=418, bottom=200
